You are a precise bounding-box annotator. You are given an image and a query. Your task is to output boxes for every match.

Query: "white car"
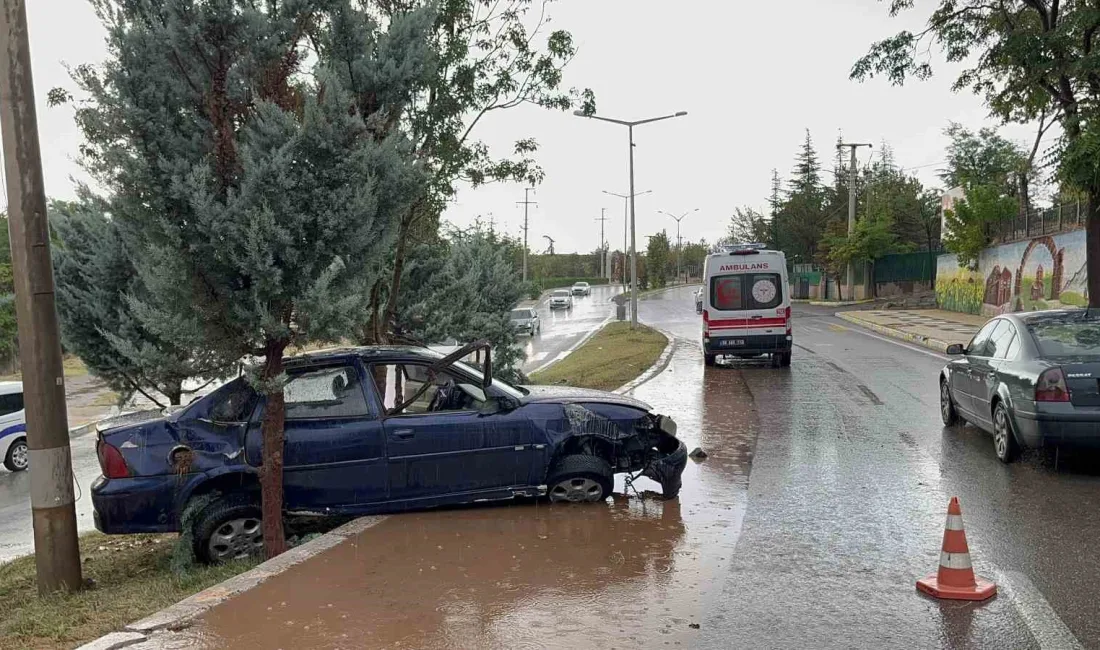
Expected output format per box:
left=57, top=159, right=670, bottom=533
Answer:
left=571, top=282, right=591, bottom=297
left=549, top=289, right=574, bottom=310
left=0, top=381, right=27, bottom=472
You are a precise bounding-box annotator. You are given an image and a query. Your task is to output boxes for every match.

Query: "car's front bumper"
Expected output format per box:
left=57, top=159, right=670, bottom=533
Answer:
left=643, top=439, right=688, bottom=498
left=549, top=301, right=570, bottom=308
left=1012, top=410, right=1100, bottom=449
left=704, top=334, right=792, bottom=356
left=91, top=474, right=183, bottom=534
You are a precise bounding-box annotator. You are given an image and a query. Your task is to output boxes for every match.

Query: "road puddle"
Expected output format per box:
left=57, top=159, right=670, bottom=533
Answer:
left=183, top=340, right=760, bottom=649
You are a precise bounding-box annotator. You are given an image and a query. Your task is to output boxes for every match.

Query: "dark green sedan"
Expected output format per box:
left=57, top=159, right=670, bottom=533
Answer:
left=940, top=309, right=1100, bottom=463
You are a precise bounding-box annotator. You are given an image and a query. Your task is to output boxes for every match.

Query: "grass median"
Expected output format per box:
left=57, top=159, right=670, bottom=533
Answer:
left=529, top=321, right=667, bottom=391
left=0, top=532, right=257, bottom=650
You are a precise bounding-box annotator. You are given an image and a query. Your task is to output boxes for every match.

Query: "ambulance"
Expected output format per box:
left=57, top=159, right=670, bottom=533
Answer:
left=701, top=244, right=792, bottom=367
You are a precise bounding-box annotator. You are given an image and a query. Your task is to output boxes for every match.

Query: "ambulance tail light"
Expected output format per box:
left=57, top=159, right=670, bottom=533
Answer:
left=785, top=306, right=792, bottom=334
left=702, top=309, right=710, bottom=334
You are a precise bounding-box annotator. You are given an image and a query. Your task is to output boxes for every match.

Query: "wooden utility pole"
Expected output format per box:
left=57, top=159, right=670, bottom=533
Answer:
left=516, top=188, right=537, bottom=282
left=0, top=0, right=82, bottom=594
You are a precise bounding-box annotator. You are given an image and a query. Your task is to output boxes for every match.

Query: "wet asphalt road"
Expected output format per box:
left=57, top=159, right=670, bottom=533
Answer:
left=0, top=426, right=100, bottom=562
left=519, top=285, right=617, bottom=374
left=164, top=285, right=1100, bottom=649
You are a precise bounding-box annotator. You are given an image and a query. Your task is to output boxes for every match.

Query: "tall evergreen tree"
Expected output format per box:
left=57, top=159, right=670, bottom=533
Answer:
left=61, top=0, right=435, bottom=558
left=52, top=199, right=224, bottom=406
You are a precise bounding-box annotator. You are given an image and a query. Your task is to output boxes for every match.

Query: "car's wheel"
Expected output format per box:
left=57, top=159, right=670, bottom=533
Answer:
left=940, top=379, right=958, bottom=426
left=704, top=353, right=717, bottom=367
left=779, top=351, right=792, bottom=368
left=992, top=401, right=1020, bottom=464
left=3, top=438, right=27, bottom=472
left=547, top=455, right=613, bottom=503
left=192, top=493, right=266, bottom=564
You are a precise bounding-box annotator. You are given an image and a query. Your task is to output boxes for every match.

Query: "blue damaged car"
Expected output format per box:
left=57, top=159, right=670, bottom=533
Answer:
left=91, top=343, right=686, bottom=563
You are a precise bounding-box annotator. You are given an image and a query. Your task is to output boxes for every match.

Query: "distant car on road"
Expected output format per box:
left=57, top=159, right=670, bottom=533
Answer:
left=0, top=381, right=26, bottom=472
left=549, top=289, right=574, bottom=310
left=509, top=308, right=541, bottom=336
left=940, top=310, right=1100, bottom=463
left=90, top=343, right=686, bottom=563
left=571, top=282, right=591, bottom=297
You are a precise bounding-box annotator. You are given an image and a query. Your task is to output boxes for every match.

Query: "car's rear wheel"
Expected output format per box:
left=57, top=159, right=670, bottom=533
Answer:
left=993, top=401, right=1019, bottom=464
left=3, top=438, right=27, bottom=472
left=704, top=353, right=717, bottom=367
left=940, top=379, right=958, bottom=426
left=547, top=455, right=613, bottom=503
left=779, top=351, right=792, bottom=367
left=192, top=494, right=265, bottom=564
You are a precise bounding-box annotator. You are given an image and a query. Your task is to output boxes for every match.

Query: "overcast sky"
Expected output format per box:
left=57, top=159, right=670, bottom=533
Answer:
left=32, top=0, right=1042, bottom=254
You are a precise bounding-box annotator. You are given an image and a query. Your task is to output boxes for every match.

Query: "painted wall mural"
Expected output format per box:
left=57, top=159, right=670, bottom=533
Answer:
left=936, top=229, right=1088, bottom=315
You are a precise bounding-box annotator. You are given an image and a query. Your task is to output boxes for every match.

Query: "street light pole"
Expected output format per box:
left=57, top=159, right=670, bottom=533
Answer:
left=659, top=208, right=699, bottom=284
left=577, top=110, right=687, bottom=329
left=516, top=188, right=537, bottom=283
left=603, top=189, right=652, bottom=292
left=0, top=0, right=82, bottom=594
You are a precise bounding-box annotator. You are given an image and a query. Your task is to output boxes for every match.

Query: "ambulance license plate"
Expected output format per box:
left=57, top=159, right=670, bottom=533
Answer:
left=721, top=339, right=745, bottom=347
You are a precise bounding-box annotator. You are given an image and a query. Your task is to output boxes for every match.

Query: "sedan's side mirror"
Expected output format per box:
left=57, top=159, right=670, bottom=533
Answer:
left=946, top=344, right=966, bottom=355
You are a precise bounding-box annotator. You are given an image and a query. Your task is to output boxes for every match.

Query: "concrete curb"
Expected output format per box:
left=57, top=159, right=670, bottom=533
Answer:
left=77, top=516, right=386, bottom=650
left=836, top=311, right=953, bottom=354
left=614, top=327, right=675, bottom=395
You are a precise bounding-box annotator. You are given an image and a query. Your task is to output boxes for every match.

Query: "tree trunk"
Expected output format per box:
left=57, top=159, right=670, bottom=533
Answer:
left=1087, top=189, right=1100, bottom=308
left=381, top=214, right=412, bottom=342
left=259, top=339, right=288, bottom=559
left=164, top=380, right=182, bottom=407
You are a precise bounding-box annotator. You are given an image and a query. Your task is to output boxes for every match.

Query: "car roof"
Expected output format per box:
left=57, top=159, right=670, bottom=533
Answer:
left=0, top=381, right=22, bottom=395
left=1016, top=309, right=1092, bottom=325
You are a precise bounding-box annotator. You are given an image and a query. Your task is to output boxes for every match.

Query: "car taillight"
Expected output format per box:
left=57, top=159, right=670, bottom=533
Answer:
left=785, top=306, right=792, bottom=334
left=97, top=441, right=130, bottom=478
left=1036, top=368, right=1071, bottom=402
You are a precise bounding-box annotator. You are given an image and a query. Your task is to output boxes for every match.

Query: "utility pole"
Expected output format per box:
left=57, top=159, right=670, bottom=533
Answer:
left=603, top=189, right=652, bottom=292
left=595, top=208, right=608, bottom=277
left=516, top=188, right=537, bottom=282
left=659, top=209, right=699, bottom=285
left=837, top=142, right=872, bottom=301
left=0, top=0, right=82, bottom=594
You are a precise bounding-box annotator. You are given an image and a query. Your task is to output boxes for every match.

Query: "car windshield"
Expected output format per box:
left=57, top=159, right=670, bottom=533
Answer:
left=1026, top=313, right=1100, bottom=357
left=509, top=309, right=530, bottom=320
left=553, top=290, right=570, bottom=297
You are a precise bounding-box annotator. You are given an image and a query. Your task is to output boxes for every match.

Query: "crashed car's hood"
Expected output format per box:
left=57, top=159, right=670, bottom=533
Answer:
left=519, top=385, right=651, bottom=410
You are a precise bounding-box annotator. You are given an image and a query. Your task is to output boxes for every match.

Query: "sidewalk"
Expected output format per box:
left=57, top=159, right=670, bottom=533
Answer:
left=836, top=309, right=987, bottom=352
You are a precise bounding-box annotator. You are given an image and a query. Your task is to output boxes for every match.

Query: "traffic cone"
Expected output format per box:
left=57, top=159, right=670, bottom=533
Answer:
left=916, top=497, right=997, bottom=601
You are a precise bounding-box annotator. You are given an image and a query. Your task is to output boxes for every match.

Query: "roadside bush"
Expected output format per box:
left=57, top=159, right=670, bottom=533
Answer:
left=523, top=281, right=543, bottom=300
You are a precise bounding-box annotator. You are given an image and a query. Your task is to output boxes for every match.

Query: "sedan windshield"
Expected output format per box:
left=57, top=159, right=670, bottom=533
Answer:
left=1027, top=313, right=1100, bottom=357
left=509, top=309, right=530, bottom=320
left=553, top=290, right=570, bottom=297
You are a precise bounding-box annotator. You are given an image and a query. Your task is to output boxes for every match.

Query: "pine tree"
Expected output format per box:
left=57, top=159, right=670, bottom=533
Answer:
left=52, top=199, right=224, bottom=406
left=61, top=0, right=434, bottom=559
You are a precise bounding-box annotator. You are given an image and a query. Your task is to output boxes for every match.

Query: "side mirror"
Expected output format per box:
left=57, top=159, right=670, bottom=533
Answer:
left=946, top=344, right=966, bottom=356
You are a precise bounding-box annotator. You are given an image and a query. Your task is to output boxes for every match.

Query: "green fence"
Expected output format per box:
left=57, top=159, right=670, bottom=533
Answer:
left=874, top=251, right=940, bottom=285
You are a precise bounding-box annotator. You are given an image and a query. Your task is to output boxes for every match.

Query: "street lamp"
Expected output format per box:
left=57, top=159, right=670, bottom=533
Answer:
left=576, top=109, right=688, bottom=328
left=658, top=208, right=699, bottom=284
left=603, top=189, right=652, bottom=291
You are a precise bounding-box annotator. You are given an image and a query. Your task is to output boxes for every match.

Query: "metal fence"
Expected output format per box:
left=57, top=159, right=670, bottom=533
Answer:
left=987, top=201, right=1083, bottom=244
left=873, top=251, right=940, bottom=285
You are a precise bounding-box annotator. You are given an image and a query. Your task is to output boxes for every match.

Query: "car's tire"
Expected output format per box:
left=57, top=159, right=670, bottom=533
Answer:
left=191, top=493, right=266, bottom=564
left=3, top=438, right=27, bottom=472
left=779, top=351, right=792, bottom=368
left=940, top=379, right=958, bottom=426
left=547, top=455, right=613, bottom=503
left=992, top=401, right=1020, bottom=464
left=704, top=353, right=717, bottom=367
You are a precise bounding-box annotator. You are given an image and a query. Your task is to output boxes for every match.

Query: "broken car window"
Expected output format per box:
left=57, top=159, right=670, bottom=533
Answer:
left=209, top=379, right=258, bottom=423
left=373, top=363, right=485, bottom=415
left=284, top=366, right=369, bottom=420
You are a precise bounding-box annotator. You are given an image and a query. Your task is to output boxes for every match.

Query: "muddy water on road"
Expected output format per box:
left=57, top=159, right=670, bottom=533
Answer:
left=186, top=340, right=757, bottom=649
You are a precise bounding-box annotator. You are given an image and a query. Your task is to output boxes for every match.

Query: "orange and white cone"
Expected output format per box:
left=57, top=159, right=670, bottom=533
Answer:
left=916, top=497, right=997, bottom=601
